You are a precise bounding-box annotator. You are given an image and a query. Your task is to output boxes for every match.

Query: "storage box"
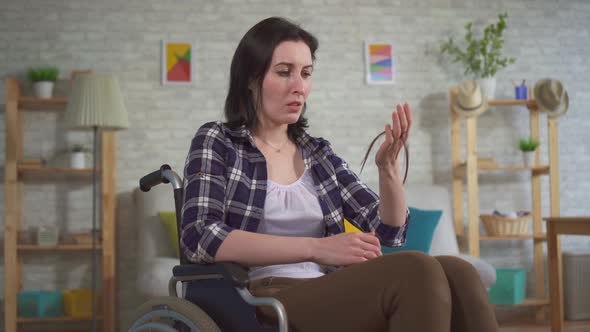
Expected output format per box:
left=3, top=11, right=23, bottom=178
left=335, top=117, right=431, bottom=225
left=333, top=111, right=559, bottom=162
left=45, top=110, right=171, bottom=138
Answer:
left=18, top=290, right=63, bottom=318
left=63, top=289, right=101, bottom=318
left=563, top=250, right=590, bottom=320
left=488, top=268, right=526, bottom=305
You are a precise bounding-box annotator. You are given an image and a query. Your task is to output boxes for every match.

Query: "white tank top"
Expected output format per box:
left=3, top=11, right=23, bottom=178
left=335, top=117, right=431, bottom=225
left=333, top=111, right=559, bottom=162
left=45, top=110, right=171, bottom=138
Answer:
left=248, top=167, right=327, bottom=281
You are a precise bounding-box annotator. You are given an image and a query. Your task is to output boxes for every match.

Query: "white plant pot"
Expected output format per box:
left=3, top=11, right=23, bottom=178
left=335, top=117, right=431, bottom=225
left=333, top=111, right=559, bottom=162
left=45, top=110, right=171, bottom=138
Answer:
left=70, top=152, right=86, bottom=169
left=523, top=151, right=536, bottom=167
left=479, top=76, right=496, bottom=100
left=33, top=81, right=54, bottom=99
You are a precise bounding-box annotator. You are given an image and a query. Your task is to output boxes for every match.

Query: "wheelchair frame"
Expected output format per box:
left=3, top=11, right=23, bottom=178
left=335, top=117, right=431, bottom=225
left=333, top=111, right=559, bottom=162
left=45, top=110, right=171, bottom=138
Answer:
left=127, top=165, right=289, bottom=332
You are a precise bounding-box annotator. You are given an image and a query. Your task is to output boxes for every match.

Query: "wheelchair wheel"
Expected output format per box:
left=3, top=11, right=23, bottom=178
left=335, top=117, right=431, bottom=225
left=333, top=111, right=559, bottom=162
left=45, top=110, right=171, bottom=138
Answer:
left=127, top=296, right=221, bottom=332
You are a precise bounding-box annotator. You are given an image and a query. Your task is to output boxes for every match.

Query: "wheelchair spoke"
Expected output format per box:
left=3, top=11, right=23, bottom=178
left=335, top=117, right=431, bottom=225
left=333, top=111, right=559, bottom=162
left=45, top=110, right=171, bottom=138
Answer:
left=128, top=297, right=220, bottom=332
left=129, top=309, right=203, bottom=331
left=129, top=322, right=178, bottom=332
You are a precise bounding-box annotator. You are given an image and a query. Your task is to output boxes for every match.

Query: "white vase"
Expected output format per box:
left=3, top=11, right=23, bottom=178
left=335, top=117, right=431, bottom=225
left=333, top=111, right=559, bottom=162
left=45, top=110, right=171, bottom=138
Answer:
left=70, top=152, right=86, bottom=169
left=479, top=76, right=496, bottom=100
left=523, top=151, right=535, bottom=167
left=33, top=81, right=54, bottom=99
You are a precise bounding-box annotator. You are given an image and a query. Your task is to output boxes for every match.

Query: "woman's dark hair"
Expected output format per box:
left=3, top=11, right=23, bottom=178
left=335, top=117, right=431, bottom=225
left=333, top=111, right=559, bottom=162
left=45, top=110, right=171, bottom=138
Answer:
left=224, top=17, right=318, bottom=141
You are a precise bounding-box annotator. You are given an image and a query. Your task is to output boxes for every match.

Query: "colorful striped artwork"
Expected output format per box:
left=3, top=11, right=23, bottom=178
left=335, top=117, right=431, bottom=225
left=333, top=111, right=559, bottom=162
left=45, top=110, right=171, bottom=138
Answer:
left=365, top=42, right=395, bottom=84
left=162, top=40, right=193, bottom=85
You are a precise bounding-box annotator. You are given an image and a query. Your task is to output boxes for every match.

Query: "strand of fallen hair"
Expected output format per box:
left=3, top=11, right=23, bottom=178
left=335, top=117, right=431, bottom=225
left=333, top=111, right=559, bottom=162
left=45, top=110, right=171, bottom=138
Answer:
left=360, top=131, right=409, bottom=184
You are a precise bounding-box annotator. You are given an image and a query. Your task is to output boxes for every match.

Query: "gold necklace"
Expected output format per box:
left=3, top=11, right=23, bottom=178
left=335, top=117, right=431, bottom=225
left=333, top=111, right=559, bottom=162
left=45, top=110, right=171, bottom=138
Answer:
left=256, top=136, right=289, bottom=153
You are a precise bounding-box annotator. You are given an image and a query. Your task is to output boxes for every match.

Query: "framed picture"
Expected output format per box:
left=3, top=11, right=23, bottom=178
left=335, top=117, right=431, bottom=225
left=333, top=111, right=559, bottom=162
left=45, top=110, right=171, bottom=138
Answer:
left=364, top=41, right=395, bottom=85
left=161, top=40, right=194, bottom=85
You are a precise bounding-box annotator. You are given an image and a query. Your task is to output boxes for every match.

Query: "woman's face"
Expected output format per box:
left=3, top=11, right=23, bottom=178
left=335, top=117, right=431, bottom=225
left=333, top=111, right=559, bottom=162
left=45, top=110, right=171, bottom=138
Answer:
left=255, top=40, right=313, bottom=127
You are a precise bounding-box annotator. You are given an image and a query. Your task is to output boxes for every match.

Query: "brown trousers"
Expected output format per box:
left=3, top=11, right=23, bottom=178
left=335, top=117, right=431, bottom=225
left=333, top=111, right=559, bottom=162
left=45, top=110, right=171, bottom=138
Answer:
left=248, top=251, right=499, bottom=332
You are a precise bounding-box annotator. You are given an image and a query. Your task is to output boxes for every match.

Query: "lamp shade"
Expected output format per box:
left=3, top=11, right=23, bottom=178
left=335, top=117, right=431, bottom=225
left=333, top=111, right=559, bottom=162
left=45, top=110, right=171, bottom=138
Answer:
left=65, top=73, right=129, bottom=129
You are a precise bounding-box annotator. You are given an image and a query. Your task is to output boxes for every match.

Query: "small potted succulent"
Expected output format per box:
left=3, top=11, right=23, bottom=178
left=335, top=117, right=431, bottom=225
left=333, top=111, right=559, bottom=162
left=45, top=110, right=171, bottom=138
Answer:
left=27, top=66, right=60, bottom=99
left=519, top=137, right=540, bottom=167
left=70, top=144, right=90, bottom=169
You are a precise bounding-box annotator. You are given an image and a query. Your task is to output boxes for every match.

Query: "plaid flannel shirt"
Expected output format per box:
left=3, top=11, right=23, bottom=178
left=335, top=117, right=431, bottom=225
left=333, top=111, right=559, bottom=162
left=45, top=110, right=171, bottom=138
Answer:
left=181, top=121, right=409, bottom=264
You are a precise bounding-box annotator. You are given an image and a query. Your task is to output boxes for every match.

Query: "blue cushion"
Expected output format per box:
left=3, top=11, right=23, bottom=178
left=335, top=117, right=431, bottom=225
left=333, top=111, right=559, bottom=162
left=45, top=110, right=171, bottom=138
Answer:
left=381, top=207, right=442, bottom=254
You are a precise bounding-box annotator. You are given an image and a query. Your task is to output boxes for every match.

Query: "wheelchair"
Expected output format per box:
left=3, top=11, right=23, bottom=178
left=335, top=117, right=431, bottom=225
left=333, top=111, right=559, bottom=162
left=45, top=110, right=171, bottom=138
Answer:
left=127, top=165, right=289, bottom=332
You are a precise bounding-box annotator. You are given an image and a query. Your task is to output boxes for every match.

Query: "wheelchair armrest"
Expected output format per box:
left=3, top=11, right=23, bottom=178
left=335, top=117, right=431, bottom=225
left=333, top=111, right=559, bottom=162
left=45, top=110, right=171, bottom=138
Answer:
left=173, top=262, right=250, bottom=288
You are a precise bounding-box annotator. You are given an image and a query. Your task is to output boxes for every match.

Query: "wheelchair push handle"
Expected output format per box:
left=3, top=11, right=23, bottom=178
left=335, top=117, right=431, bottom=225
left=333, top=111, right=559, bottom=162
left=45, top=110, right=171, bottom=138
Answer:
left=139, top=164, right=183, bottom=191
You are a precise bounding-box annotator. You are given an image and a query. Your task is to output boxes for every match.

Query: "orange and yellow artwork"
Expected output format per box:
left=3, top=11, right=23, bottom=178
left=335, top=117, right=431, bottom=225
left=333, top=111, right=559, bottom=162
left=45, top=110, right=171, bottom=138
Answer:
left=162, top=41, right=193, bottom=85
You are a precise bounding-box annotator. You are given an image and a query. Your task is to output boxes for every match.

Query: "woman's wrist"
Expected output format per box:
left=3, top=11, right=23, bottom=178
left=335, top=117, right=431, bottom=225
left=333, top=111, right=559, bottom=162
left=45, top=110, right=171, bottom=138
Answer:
left=306, top=237, right=320, bottom=262
left=378, top=166, right=402, bottom=183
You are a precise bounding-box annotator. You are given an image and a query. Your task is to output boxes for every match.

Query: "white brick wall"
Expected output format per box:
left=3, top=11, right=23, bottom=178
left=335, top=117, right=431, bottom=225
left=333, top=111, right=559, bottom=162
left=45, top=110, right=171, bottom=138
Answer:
left=1, top=0, right=590, bottom=329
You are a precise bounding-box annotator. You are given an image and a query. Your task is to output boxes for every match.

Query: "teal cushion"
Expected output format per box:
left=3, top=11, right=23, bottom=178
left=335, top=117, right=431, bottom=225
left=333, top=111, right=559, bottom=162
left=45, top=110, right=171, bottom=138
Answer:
left=381, top=207, right=442, bottom=254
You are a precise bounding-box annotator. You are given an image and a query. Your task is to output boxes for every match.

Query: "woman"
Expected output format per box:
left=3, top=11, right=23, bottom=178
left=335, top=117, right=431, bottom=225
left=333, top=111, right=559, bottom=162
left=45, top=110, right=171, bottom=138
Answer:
left=181, top=16, right=498, bottom=332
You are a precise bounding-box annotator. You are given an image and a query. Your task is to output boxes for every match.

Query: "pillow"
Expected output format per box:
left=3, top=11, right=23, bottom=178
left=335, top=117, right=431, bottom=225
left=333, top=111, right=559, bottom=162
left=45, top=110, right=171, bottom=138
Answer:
left=159, top=211, right=179, bottom=257
left=344, top=207, right=442, bottom=254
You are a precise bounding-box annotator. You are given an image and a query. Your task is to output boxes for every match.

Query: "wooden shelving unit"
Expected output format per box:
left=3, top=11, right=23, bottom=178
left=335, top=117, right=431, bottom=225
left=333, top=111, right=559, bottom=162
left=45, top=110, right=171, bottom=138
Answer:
left=3, top=77, right=117, bottom=332
left=17, top=244, right=103, bottom=251
left=479, top=233, right=547, bottom=240
left=497, top=298, right=551, bottom=308
left=17, top=315, right=103, bottom=323
left=17, top=164, right=99, bottom=176
left=450, top=89, right=561, bottom=319
left=453, top=164, right=550, bottom=177
left=17, top=96, right=67, bottom=110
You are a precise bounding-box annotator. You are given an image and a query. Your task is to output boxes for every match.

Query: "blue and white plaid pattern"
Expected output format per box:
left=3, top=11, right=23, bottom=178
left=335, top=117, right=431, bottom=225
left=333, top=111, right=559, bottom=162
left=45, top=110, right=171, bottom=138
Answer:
left=181, top=121, right=409, bottom=264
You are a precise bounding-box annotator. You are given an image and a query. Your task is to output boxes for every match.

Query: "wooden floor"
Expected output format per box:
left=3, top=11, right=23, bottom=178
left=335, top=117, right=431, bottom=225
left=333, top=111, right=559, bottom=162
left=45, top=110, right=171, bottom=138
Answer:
left=500, top=320, right=590, bottom=332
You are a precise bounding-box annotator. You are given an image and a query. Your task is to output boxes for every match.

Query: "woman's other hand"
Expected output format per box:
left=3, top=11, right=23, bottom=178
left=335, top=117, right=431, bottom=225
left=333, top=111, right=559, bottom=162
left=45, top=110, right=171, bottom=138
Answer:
left=310, top=232, right=382, bottom=266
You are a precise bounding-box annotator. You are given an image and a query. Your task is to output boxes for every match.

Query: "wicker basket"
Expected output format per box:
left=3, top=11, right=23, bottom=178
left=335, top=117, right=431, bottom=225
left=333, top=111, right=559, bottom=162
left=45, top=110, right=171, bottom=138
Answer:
left=481, top=214, right=531, bottom=236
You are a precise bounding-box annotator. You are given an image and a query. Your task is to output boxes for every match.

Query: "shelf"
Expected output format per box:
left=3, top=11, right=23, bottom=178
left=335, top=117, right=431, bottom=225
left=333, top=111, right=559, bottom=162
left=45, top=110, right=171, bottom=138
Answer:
left=480, top=233, right=546, bottom=240
left=494, top=298, right=550, bottom=307
left=18, top=97, right=67, bottom=111
left=18, top=315, right=102, bottom=323
left=450, top=87, right=559, bottom=318
left=488, top=99, right=537, bottom=109
left=454, top=164, right=550, bottom=177
left=5, top=76, right=117, bottom=332
left=18, top=244, right=102, bottom=251
left=18, top=163, right=99, bottom=177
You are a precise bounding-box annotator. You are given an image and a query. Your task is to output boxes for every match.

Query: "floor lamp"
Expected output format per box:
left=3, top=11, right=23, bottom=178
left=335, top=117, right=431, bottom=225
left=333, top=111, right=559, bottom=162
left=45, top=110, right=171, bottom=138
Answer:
left=65, top=73, right=128, bottom=332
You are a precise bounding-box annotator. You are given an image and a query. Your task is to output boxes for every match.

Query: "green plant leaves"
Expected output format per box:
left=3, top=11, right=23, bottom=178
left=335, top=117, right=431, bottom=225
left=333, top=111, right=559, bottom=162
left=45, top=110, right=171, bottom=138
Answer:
left=439, top=13, right=516, bottom=78
left=519, top=137, right=540, bottom=151
left=27, top=66, right=59, bottom=82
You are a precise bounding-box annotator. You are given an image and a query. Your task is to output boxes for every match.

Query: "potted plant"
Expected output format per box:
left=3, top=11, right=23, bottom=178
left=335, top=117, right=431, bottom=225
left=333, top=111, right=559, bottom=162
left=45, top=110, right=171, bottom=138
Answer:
left=519, top=137, right=539, bottom=167
left=27, top=66, right=59, bottom=99
left=69, top=144, right=90, bottom=169
left=440, top=13, right=516, bottom=99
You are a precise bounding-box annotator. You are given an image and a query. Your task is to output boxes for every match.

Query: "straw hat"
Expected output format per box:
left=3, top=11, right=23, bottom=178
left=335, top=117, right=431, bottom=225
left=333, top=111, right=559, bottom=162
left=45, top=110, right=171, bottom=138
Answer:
left=453, top=80, right=488, bottom=117
left=534, top=79, right=568, bottom=118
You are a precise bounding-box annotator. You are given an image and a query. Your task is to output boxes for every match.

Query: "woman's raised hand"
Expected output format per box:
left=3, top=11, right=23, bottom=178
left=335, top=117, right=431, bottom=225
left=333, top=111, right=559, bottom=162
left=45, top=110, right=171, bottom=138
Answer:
left=311, top=232, right=382, bottom=266
left=374, top=102, right=412, bottom=177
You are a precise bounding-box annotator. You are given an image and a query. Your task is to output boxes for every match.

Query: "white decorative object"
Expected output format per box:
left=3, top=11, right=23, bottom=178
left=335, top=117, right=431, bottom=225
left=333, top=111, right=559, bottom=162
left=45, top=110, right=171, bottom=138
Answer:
left=37, top=226, right=59, bottom=246
left=70, top=152, right=86, bottom=169
left=33, top=81, right=54, bottom=99
left=479, top=76, right=496, bottom=99
left=523, top=151, right=535, bottom=167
